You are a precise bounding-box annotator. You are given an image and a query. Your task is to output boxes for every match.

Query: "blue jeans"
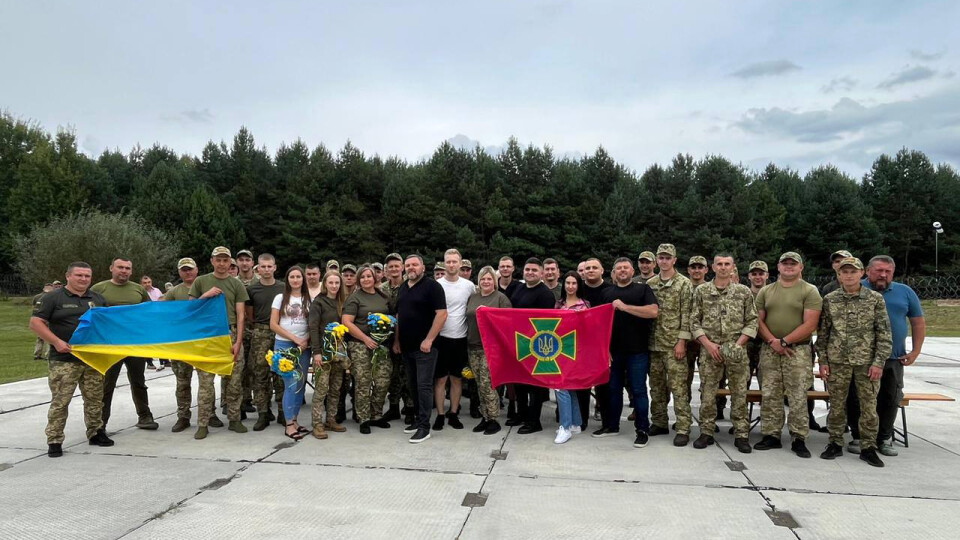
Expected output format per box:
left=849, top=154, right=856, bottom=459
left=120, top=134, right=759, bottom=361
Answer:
left=606, top=352, right=650, bottom=433
left=275, top=338, right=311, bottom=422
left=555, top=390, right=582, bottom=429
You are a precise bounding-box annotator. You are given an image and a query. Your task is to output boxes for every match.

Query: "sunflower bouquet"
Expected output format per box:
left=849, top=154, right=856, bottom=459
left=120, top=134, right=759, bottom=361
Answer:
left=320, top=322, right=349, bottom=368
left=265, top=346, right=303, bottom=390
left=366, top=312, right=397, bottom=371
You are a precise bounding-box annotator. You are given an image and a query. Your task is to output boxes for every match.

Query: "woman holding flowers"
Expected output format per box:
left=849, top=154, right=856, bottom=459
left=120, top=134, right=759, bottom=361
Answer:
left=270, top=266, right=312, bottom=440
left=308, top=270, right=349, bottom=439
left=464, top=266, right=512, bottom=435
left=342, top=265, right=394, bottom=434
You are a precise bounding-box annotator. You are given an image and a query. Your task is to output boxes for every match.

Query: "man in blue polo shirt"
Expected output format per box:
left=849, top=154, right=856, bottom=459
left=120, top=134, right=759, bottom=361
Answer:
left=852, top=255, right=926, bottom=457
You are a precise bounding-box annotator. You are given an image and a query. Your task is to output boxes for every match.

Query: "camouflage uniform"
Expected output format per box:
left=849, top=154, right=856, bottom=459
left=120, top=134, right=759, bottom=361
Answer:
left=468, top=348, right=500, bottom=421
left=759, top=343, right=815, bottom=439
left=818, top=285, right=892, bottom=451
left=646, top=270, right=693, bottom=433
left=690, top=281, right=759, bottom=438
left=348, top=342, right=393, bottom=423
left=685, top=279, right=707, bottom=400
left=381, top=280, right=410, bottom=410
left=311, top=354, right=349, bottom=426
left=248, top=323, right=284, bottom=412
left=34, top=337, right=50, bottom=360
left=46, top=360, right=104, bottom=444
left=198, top=327, right=244, bottom=428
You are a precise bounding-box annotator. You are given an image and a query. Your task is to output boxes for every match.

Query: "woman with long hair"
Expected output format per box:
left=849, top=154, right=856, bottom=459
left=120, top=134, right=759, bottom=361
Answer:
left=465, top=266, right=512, bottom=435
left=342, top=265, right=394, bottom=434
left=269, top=266, right=312, bottom=440
left=554, top=271, right=590, bottom=444
left=307, top=270, right=349, bottom=439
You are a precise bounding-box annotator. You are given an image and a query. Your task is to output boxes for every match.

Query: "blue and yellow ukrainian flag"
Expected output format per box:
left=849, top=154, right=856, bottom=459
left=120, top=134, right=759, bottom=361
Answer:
left=70, top=296, right=235, bottom=376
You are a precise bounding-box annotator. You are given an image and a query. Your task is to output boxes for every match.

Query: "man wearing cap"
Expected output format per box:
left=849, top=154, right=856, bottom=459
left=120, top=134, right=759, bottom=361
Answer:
left=690, top=253, right=758, bottom=453
left=31, top=262, right=114, bottom=457
left=645, top=244, right=693, bottom=445
left=746, top=261, right=769, bottom=386
left=754, top=252, right=822, bottom=458
left=341, top=264, right=358, bottom=296
left=372, top=262, right=385, bottom=284
left=91, top=257, right=158, bottom=432
left=820, top=250, right=853, bottom=297
left=326, top=259, right=340, bottom=271
left=380, top=253, right=410, bottom=422
left=634, top=252, right=657, bottom=284
left=234, top=249, right=257, bottom=415
left=433, top=262, right=445, bottom=281
left=459, top=259, right=473, bottom=282
left=236, top=250, right=257, bottom=286
left=683, top=256, right=710, bottom=401
left=245, top=253, right=287, bottom=430
left=189, top=246, right=251, bottom=439
left=817, top=257, right=891, bottom=467
left=162, top=258, right=222, bottom=432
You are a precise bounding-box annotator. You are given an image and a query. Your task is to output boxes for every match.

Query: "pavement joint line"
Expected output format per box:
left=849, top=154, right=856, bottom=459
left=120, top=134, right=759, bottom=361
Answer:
left=256, top=457, right=490, bottom=477
left=0, top=372, right=175, bottom=415
left=455, top=423, right=512, bottom=538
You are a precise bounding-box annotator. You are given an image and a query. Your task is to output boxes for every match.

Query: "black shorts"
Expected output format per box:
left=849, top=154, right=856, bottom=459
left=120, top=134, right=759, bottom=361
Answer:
left=434, top=336, right=468, bottom=379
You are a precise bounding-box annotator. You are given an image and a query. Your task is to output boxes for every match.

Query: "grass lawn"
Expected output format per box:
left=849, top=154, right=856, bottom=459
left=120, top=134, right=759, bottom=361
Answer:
left=0, top=297, right=958, bottom=385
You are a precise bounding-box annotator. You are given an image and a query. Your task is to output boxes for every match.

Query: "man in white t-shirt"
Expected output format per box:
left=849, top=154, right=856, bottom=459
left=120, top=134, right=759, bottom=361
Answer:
left=432, top=248, right=477, bottom=430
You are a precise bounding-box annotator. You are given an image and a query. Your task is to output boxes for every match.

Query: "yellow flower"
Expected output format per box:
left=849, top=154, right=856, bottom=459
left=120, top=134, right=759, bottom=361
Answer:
left=279, top=359, right=294, bottom=372
left=265, top=350, right=274, bottom=363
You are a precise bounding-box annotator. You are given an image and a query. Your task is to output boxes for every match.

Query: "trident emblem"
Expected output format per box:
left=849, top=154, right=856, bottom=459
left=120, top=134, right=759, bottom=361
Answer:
left=515, top=318, right=577, bottom=375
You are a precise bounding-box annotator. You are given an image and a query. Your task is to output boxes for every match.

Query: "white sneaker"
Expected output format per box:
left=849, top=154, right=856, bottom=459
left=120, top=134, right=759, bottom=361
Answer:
left=570, top=425, right=582, bottom=435
left=554, top=426, right=572, bottom=444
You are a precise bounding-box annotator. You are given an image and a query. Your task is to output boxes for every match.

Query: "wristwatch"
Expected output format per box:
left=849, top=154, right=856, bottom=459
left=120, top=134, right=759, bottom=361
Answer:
left=779, top=338, right=789, bottom=348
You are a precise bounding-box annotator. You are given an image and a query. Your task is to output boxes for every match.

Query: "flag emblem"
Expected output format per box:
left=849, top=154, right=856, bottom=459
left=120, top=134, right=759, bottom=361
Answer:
left=515, top=318, right=576, bottom=375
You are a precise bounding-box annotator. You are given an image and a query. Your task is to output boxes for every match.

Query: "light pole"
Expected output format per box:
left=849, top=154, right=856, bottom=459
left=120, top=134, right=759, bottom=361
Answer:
left=934, top=221, right=944, bottom=298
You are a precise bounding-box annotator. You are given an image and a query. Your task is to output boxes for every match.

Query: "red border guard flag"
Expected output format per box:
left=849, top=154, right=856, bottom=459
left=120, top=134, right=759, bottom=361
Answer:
left=476, top=304, right=614, bottom=389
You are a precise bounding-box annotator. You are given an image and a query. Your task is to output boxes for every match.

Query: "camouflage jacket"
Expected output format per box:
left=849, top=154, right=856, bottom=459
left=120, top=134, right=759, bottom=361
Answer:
left=816, top=286, right=892, bottom=368
left=647, top=272, right=692, bottom=350
left=690, top=281, right=758, bottom=344
left=379, top=280, right=403, bottom=313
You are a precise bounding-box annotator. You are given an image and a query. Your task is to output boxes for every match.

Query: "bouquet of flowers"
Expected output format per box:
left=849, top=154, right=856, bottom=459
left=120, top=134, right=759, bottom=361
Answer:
left=320, top=322, right=349, bottom=368
left=265, top=346, right=303, bottom=391
left=366, top=312, right=397, bottom=371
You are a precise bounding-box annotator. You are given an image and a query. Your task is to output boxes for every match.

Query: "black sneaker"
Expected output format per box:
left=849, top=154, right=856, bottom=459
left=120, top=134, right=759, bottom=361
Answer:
left=370, top=418, right=391, bottom=429
left=633, top=431, right=649, bottom=448
left=335, top=410, right=346, bottom=424
left=517, top=423, right=542, bottom=434
left=820, top=442, right=844, bottom=460
left=383, top=404, right=401, bottom=421
left=693, top=434, right=715, bottom=449
left=483, top=420, right=502, bottom=435
left=860, top=448, right=885, bottom=468
left=649, top=425, right=669, bottom=436
left=505, top=417, right=523, bottom=426
left=472, top=419, right=489, bottom=433
left=446, top=412, right=464, bottom=430
left=89, top=429, right=115, bottom=447
left=592, top=427, right=620, bottom=438
left=754, top=435, right=782, bottom=450
left=48, top=443, right=63, bottom=458
left=403, top=424, right=417, bottom=434
left=409, top=428, right=431, bottom=443
left=470, top=402, right=481, bottom=419
left=791, top=438, right=812, bottom=458
left=734, top=438, right=752, bottom=454
left=359, top=422, right=371, bottom=435
left=403, top=414, right=415, bottom=425
left=432, top=414, right=444, bottom=431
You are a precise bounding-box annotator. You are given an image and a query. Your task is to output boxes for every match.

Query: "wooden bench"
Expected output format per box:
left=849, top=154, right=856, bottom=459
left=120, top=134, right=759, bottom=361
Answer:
left=713, top=389, right=954, bottom=447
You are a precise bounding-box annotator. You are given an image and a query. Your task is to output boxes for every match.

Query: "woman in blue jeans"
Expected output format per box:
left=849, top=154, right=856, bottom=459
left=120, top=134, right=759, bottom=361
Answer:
left=554, top=271, right=590, bottom=444
left=270, top=266, right=312, bottom=440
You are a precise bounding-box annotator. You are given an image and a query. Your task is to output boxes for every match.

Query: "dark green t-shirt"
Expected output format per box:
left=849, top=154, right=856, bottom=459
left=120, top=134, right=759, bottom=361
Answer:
left=343, top=289, right=390, bottom=338
left=465, top=291, right=512, bottom=347
left=162, top=282, right=192, bottom=302
left=189, top=273, right=250, bottom=325
left=90, top=280, right=150, bottom=306
left=308, top=295, right=344, bottom=348
left=246, top=280, right=286, bottom=325
left=32, top=287, right=107, bottom=362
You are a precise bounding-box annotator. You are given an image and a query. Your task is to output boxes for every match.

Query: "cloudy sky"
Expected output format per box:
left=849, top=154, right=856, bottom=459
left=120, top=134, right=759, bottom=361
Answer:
left=3, top=1, right=958, bottom=177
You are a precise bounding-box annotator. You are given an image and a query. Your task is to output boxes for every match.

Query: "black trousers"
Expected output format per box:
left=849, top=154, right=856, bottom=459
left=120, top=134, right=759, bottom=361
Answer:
left=576, top=389, right=591, bottom=429
left=594, top=383, right=610, bottom=426
left=403, top=349, right=439, bottom=431
left=102, top=357, right=151, bottom=426
left=848, top=359, right=902, bottom=443
left=515, top=383, right=548, bottom=427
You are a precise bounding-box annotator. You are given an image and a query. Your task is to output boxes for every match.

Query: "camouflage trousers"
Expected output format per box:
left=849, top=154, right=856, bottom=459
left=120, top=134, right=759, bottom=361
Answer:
left=248, top=324, right=285, bottom=413
left=46, top=360, right=104, bottom=444
left=198, top=329, right=245, bottom=428
left=348, top=342, right=393, bottom=423
left=826, top=364, right=880, bottom=450
left=171, top=360, right=216, bottom=421
left=311, top=355, right=348, bottom=426
left=467, top=348, right=500, bottom=421
left=387, top=350, right=410, bottom=408
left=650, top=350, right=693, bottom=434
left=759, top=343, right=814, bottom=440
left=34, top=337, right=50, bottom=360
left=699, top=343, right=751, bottom=438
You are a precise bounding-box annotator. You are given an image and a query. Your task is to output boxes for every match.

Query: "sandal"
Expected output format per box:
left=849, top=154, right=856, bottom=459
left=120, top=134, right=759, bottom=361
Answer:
left=296, top=426, right=310, bottom=434
left=285, top=423, right=305, bottom=440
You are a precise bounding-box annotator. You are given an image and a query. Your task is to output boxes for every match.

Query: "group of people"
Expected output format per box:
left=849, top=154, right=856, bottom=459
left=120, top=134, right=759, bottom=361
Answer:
left=31, top=244, right=924, bottom=468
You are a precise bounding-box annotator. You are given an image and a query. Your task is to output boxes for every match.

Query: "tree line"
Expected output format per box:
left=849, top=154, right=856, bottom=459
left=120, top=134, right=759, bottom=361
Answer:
left=2, top=111, right=958, bottom=287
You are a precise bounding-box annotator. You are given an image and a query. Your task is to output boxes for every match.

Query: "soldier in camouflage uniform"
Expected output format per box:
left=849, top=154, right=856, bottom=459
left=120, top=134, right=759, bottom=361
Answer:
left=745, top=260, right=769, bottom=387
left=30, top=262, right=114, bottom=457
left=684, top=256, right=709, bottom=406
left=236, top=249, right=258, bottom=413
left=634, top=251, right=657, bottom=284
left=245, top=254, right=287, bottom=430
left=645, top=244, right=693, bottom=445
left=817, top=257, right=892, bottom=467
left=380, top=253, right=409, bottom=422
left=689, top=254, right=758, bottom=453
left=754, top=252, right=822, bottom=458
left=309, top=270, right=350, bottom=438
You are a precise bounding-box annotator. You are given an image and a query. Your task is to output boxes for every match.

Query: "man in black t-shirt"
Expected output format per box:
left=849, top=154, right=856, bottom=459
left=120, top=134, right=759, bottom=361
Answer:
left=510, top=258, right=558, bottom=434
left=581, top=258, right=612, bottom=425
left=394, top=254, right=448, bottom=443
left=591, top=257, right=659, bottom=449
